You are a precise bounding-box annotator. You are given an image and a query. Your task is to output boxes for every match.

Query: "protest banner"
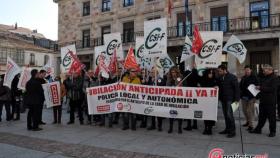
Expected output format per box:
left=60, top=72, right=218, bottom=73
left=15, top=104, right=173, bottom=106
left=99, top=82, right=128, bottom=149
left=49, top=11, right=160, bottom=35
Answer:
left=17, top=67, right=31, bottom=90
left=3, top=57, right=21, bottom=88
left=104, top=32, right=124, bottom=60
left=42, top=81, right=61, bottom=108
left=87, top=83, right=218, bottom=121
left=61, top=44, right=76, bottom=73
left=195, top=31, right=223, bottom=68
left=144, top=18, right=167, bottom=58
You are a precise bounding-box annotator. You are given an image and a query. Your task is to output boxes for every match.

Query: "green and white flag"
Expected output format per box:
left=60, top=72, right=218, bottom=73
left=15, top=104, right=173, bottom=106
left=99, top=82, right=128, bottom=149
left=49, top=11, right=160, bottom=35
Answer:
left=180, top=35, right=193, bottom=63
left=223, top=35, right=247, bottom=64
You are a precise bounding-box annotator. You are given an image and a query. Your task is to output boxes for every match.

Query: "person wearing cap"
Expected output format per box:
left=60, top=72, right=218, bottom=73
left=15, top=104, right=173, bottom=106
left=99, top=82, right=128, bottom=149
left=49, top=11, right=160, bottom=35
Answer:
left=217, top=64, right=240, bottom=138
left=122, top=68, right=141, bottom=130
left=146, top=67, right=165, bottom=131
left=166, top=66, right=183, bottom=134
left=239, top=65, right=259, bottom=131
left=250, top=64, right=278, bottom=137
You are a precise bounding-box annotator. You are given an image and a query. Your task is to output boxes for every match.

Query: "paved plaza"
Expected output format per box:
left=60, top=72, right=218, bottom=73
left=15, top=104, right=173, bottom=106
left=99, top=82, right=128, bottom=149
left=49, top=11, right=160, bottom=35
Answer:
left=0, top=108, right=279, bottom=158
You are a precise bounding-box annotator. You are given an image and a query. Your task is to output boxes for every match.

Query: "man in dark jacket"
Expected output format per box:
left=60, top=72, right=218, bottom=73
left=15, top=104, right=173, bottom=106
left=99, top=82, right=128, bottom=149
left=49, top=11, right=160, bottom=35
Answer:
left=0, top=75, right=12, bottom=122
left=250, top=64, right=278, bottom=137
left=239, top=65, right=259, bottom=131
left=25, top=69, right=45, bottom=131
left=67, top=72, right=84, bottom=125
left=277, top=76, right=280, bottom=121
left=217, top=65, right=240, bottom=138
left=11, top=74, right=22, bottom=120
left=37, top=70, right=47, bottom=125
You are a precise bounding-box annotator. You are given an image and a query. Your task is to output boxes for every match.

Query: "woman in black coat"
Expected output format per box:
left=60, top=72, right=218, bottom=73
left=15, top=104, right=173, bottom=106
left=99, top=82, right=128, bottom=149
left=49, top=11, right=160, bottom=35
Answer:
left=199, top=69, right=217, bottom=135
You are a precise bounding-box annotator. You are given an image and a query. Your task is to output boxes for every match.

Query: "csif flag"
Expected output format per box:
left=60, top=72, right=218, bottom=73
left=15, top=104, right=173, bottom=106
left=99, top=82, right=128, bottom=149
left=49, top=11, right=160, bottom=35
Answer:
left=191, top=25, right=203, bottom=54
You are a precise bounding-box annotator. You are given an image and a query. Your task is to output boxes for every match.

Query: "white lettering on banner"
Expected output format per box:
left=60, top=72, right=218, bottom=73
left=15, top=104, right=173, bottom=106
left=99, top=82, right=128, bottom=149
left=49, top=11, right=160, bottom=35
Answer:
left=42, top=82, right=61, bottom=108
left=87, top=83, right=219, bottom=121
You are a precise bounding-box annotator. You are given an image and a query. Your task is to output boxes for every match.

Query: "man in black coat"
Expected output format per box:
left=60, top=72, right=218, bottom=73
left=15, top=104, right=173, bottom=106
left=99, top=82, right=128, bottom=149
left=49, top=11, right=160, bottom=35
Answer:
left=217, top=65, right=240, bottom=138
left=37, top=70, right=47, bottom=125
left=11, top=74, right=22, bottom=120
left=250, top=64, right=278, bottom=137
left=25, top=69, right=45, bottom=131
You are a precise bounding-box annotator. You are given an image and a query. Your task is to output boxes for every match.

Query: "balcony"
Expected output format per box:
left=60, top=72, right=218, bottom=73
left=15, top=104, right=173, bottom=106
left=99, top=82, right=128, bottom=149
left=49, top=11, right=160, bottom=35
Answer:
left=57, top=13, right=280, bottom=51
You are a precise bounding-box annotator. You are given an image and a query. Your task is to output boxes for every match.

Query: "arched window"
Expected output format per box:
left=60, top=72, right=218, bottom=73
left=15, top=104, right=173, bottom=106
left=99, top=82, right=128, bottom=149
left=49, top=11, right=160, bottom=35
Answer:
left=30, top=53, right=35, bottom=65
left=44, top=55, right=49, bottom=65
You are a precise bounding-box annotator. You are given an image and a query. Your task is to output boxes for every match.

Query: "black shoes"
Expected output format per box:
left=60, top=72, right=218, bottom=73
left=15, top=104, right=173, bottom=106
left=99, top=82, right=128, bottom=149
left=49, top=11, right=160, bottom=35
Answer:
left=39, top=122, right=46, bottom=125
left=178, top=129, right=182, bottom=134
left=219, top=130, right=229, bottom=134
left=183, top=126, right=192, bottom=131
left=32, top=128, right=43, bottom=131
left=203, top=129, right=213, bottom=135
left=122, top=127, right=129, bottom=130
left=268, top=133, right=276, bottom=137
left=247, top=126, right=253, bottom=131
left=227, top=133, right=236, bottom=138
left=147, top=126, right=156, bottom=130
left=242, top=122, right=249, bottom=127
left=168, top=129, right=173, bottom=134
left=249, top=129, right=262, bottom=134
left=67, top=121, right=74, bottom=125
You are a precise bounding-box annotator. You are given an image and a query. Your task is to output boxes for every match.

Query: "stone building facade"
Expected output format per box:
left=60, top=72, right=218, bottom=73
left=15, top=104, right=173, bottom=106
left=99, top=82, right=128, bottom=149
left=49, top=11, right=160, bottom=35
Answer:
left=0, top=27, right=57, bottom=75
left=54, top=0, right=280, bottom=76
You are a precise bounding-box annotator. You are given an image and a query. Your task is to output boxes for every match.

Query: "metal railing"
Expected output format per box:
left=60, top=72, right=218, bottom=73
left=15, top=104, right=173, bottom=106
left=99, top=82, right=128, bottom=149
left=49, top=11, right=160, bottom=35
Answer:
left=56, top=13, right=280, bottom=51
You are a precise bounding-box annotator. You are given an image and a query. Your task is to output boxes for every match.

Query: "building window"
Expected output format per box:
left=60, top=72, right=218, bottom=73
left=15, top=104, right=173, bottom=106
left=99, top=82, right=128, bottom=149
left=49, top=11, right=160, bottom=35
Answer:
left=250, top=1, right=269, bottom=29
left=210, top=6, right=228, bottom=32
left=82, top=29, right=90, bottom=48
left=123, top=0, right=134, bottom=7
left=83, top=1, right=90, bottom=16
left=102, top=0, right=111, bottom=12
left=101, top=25, right=111, bottom=44
left=44, top=55, right=49, bottom=65
left=177, top=12, right=192, bottom=37
left=123, top=21, right=134, bottom=43
left=30, top=53, right=35, bottom=65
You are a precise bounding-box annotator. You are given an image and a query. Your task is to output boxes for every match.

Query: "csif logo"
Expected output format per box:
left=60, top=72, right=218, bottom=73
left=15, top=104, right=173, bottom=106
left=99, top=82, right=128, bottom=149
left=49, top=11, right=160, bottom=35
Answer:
left=144, top=107, right=154, bottom=114
left=145, top=28, right=165, bottom=49
left=227, top=43, right=245, bottom=56
left=62, top=51, right=73, bottom=67
left=199, top=39, right=221, bottom=59
left=136, top=44, right=145, bottom=58
left=106, top=39, right=121, bottom=55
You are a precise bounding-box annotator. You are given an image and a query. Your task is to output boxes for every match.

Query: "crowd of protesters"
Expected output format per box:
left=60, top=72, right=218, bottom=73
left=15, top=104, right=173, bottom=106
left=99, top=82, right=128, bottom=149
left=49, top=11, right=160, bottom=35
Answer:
left=0, top=64, right=279, bottom=137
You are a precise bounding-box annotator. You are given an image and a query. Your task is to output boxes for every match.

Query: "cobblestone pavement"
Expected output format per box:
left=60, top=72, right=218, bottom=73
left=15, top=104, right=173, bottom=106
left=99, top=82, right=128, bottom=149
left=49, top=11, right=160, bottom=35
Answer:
left=0, top=108, right=279, bottom=158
